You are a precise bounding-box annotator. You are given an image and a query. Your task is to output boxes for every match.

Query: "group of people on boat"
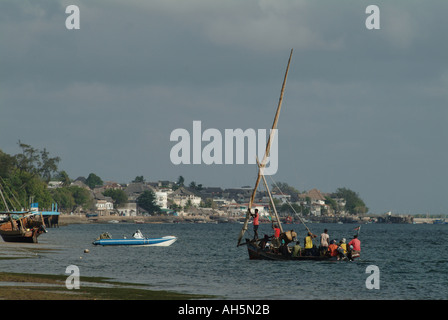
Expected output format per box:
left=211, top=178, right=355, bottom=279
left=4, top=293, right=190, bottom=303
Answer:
left=297, top=228, right=361, bottom=260
left=250, top=209, right=361, bottom=261
left=268, top=228, right=360, bottom=260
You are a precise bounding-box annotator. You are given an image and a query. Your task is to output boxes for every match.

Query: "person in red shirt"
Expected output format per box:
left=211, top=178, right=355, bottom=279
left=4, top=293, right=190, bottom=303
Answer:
left=273, top=224, right=280, bottom=238
left=348, top=234, right=361, bottom=260
left=348, top=234, right=361, bottom=251
left=251, top=209, right=260, bottom=240
left=271, top=224, right=281, bottom=249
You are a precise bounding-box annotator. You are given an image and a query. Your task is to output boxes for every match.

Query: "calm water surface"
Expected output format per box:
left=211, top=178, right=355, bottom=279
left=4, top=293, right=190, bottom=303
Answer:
left=1, top=222, right=447, bottom=299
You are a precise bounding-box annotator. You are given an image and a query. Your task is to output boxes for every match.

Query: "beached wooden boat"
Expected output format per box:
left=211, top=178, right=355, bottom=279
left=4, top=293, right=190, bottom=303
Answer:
left=0, top=212, right=47, bottom=243
left=0, top=184, right=58, bottom=243
left=92, top=230, right=177, bottom=247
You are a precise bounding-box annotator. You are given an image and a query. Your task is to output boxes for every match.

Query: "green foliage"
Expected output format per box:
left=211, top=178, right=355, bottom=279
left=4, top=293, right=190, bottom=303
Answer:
left=271, top=182, right=300, bottom=202
left=200, top=198, right=216, bottom=209
left=334, top=187, right=369, bottom=214
left=324, top=196, right=339, bottom=212
left=0, top=143, right=58, bottom=211
left=136, top=190, right=161, bottom=214
left=172, top=175, right=185, bottom=191
left=184, top=199, right=193, bottom=210
left=50, top=185, right=93, bottom=212
left=132, top=176, right=145, bottom=183
left=69, top=186, right=92, bottom=209
left=189, top=181, right=203, bottom=193
left=0, top=144, right=90, bottom=212
left=103, top=189, right=128, bottom=208
left=85, top=173, right=103, bottom=189
left=0, top=150, right=15, bottom=178
left=55, top=171, right=71, bottom=187
left=14, top=141, right=60, bottom=182
left=279, top=202, right=302, bottom=214
left=51, top=187, right=75, bottom=211
left=167, top=199, right=181, bottom=211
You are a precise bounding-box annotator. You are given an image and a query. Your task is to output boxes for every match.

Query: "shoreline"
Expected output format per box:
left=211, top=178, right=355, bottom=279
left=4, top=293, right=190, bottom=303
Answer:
left=1, top=215, right=215, bottom=300
left=58, top=214, right=210, bottom=226
left=58, top=213, right=428, bottom=226
left=0, top=271, right=213, bottom=300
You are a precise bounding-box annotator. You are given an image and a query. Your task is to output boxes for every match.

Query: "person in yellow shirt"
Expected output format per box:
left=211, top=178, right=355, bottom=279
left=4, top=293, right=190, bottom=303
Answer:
left=340, top=238, right=347, bottom=253
left=304, top=232, right=317, bottom=256
left=337, top=238, right=348, bottom=260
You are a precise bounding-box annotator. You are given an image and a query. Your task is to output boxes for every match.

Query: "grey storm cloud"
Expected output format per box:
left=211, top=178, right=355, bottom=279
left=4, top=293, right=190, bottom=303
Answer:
left=1, top=0, right=447, bottom=214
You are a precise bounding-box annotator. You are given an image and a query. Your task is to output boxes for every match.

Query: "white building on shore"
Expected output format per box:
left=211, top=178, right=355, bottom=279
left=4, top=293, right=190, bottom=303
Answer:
left=155, top=191, right=168, bottom=209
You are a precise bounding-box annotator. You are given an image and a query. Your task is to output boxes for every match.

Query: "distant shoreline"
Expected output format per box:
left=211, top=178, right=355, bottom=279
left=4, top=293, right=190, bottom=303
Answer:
left=58, top=214, right=210, bottom=225
left=58, top=213, right=435, bottom=226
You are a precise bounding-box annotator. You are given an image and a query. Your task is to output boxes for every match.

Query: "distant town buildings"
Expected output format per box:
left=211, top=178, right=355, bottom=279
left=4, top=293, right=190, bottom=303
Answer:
left=47, top=177, right=354, bottom=219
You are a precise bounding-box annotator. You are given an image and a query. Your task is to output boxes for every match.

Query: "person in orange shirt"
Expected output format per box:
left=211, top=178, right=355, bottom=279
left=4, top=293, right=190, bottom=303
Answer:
left=328, top=240, right=339, bottom=257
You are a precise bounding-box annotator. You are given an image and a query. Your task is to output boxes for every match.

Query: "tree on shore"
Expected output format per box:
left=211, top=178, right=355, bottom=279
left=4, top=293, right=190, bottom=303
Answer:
left=188, top=181, right=203, bottom=195
left=85, top=173, right=103, bottom=189
left=50, top=185, right=93, bottom=212
left=132, top=176, right=145, bottom=183
left=200, top=198, right=216, bottom=209
left=103, top=189, right=128, bottom=208
left=56, top=170, right=71, bottom=187
left=325, top=196, right=339, bottom=214
left=0, top=143, right=59, bottom=210
left=50, top=187, right=75, bottom=211
left=177, top=176, right=185, bottom=187
left=14, top=141, right=60, bottom=182
left=136, top=190, right=161, bottom=214
left=271, top=182, right=300, bottom=202
left=334, top=187, right=368, bottom=214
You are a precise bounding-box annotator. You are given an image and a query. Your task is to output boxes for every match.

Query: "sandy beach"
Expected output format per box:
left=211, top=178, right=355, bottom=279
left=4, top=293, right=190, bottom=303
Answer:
left=0, top=271, right=210, bottom=300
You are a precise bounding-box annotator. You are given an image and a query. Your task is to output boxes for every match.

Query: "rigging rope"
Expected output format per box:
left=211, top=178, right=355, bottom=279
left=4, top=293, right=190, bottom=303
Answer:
left=267, top=175, right=314, bottom=235
left=0, top=177, right=22, bottom=211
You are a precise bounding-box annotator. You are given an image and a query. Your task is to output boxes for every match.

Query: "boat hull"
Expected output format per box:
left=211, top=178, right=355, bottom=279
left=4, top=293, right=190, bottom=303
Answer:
left=93, top=236, right=177, bottom=247
left=0, top=230, right=39, bottom=243
left=245, top=239, right=348, bottom=261
left=0, top=221, right=45, bottom=243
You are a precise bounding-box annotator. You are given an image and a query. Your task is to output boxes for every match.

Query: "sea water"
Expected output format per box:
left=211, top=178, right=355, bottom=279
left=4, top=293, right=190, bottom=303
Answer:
left=0, top=222, right=447, bottom=300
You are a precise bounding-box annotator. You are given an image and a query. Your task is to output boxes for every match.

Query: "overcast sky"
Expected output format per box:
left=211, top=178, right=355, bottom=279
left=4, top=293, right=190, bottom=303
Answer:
left=1, top=0, right=447, bottom=214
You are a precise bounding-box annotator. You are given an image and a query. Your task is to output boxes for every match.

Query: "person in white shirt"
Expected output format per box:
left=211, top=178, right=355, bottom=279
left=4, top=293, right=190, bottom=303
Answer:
left=320, top=229, right=329, bottom=255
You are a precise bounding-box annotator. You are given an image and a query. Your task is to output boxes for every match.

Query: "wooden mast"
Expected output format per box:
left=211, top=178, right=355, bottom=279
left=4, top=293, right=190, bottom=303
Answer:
left=258, top=158, right=283, bottom=233
left=237, top=49, right=293, bottom=246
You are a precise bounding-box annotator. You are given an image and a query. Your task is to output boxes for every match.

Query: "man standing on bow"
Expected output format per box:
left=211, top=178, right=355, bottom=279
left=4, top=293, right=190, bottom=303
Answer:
left=251, top=208, right=260, bottom=240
